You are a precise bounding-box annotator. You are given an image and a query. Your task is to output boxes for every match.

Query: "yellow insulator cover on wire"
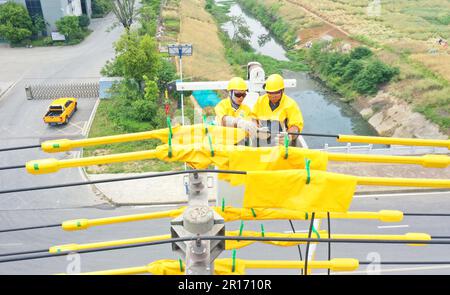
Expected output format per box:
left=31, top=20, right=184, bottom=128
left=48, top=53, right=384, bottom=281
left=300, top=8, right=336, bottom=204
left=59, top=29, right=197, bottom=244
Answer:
left=243, top=170, right=357, bottom=213
left=337, top=134, right=450, bottom=149
left=146, top=259, right=184, bottom=275
left=41, top=125, right=246, bottom=153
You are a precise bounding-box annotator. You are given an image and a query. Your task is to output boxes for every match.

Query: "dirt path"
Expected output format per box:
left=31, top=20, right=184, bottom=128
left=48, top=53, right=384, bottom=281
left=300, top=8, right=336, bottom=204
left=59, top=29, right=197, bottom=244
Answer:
left=284, top=0, right=351, bottom=37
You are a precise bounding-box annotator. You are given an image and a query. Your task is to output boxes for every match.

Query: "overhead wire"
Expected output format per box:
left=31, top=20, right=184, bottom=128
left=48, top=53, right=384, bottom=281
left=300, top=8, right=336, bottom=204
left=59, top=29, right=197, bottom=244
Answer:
left=3, top=235, right=450, bottom=264
left=0, top=169, right=246, bottom=195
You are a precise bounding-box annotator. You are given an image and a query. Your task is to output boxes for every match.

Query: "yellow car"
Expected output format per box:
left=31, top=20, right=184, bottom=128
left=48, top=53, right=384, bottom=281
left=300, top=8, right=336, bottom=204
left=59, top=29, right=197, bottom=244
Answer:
left=43, top=98, right=77, bottom=125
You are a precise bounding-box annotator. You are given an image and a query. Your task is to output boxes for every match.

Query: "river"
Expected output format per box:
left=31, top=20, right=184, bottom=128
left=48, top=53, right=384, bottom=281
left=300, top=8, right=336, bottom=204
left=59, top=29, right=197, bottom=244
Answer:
left=217, top=0, right=378, bottom=148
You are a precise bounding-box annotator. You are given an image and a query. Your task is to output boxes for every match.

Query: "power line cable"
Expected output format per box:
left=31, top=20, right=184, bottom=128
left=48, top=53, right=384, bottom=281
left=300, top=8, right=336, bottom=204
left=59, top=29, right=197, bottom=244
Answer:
left=0, top=145, right=41, bottom=152
left=0, top=169, right=246, bottom=195
left=3, top=235, right=450, bottom=264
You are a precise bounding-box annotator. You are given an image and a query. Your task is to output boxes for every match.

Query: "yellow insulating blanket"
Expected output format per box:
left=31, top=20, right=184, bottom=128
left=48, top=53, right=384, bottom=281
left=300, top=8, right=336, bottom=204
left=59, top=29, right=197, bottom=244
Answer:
left=146, top=259, right=246, bottom=275
left=153, top=144, right=328, bottom=173
left=243, top=170, right=357, bottom=213
left=220, top=146, right=328, bottom=185
left=167, top=124, right=247, bottom=145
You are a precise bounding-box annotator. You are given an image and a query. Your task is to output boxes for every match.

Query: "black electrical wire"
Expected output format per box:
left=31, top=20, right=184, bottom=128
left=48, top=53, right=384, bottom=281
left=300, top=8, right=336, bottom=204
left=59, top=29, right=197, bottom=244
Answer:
left=327, top=212, right=331, bottom=275
left=0, top=169, right=246, bottom=195
left=0, top=249, right=48, bottom=257
left=303, top=212, right=315, bottom=276
left=0, top=144, right=41, bottom=152
left=288, top=219, right=303, bottom=275
left=0, top=223, right=61, bottom=234
left=405, top=213, right=450, bottom=217
left=258, top=129, right=339, bottom=139
left=0, top=165, right=25, bottom=171
left=3, top=235, right=450, bottom=264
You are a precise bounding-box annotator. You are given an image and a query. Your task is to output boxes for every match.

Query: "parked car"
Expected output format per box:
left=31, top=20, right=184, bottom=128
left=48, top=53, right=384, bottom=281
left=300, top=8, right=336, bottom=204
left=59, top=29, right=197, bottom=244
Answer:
left=43, top=97, right=77, bottom=125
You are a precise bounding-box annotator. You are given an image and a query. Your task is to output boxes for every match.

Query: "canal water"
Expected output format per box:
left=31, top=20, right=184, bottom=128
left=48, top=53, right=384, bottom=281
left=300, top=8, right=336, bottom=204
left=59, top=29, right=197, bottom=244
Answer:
left=216, top=0, right=378, bottom=148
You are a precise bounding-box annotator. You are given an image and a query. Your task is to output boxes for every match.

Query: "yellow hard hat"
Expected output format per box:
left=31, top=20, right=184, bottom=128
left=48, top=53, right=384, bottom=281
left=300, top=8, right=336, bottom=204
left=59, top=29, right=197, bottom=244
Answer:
left=227, top=77, right=248, bottom=91
left=264, top=74, right=285, bottom=92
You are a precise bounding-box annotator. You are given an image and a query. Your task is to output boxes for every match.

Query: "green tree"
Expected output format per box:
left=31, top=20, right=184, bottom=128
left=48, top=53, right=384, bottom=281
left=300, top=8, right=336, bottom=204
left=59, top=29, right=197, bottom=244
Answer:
left=31, top=15, right=47, bottom=36
left=0, top=2, right=33, bottom=44
left=110, top=32, right=161, bottom=86
left=350, top=47, right=373, bottom=60
left=230, top=15, right=251, bottom=49
left=92, top=0, right=112, bottom=17
left=55, top=16, right=82, bottom=40
left=110, top=0, right=139, bottom=32
left=353, top=60, right=398, bottom=94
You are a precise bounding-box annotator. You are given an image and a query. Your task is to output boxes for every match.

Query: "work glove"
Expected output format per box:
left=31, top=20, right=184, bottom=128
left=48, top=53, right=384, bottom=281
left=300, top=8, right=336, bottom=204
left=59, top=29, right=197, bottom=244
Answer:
left=236, top=118, right=258, bottom=138
left=257, top=127, right=271, bottom=140
left=274, top=132, right=289, bottom=146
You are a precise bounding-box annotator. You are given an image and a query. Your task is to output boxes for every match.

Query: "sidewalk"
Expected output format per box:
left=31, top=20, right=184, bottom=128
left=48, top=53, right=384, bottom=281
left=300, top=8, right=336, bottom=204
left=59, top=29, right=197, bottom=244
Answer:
left=88, top=172, right=217, bottom=205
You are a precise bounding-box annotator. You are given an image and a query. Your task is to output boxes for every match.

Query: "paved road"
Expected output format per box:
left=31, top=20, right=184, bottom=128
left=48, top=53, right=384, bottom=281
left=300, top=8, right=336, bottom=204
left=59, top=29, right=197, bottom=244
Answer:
left=0, top=14, right=123, bottom=210
left=1, top=191, right=450, bottom=275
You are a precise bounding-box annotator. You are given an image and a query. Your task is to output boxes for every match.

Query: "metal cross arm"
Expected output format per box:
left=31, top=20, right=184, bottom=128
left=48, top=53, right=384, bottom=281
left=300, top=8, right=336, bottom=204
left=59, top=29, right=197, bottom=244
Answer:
left=175, top=79, right=297, bottom=92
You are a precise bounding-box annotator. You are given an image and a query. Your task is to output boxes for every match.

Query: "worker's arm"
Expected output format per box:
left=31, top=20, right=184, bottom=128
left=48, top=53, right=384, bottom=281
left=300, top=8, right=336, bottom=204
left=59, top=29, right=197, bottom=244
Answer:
left=286, top=101, right=304, bottom=141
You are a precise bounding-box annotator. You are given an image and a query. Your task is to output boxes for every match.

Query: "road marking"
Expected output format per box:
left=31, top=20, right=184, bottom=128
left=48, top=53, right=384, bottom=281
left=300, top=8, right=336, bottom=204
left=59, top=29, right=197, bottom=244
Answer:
left=355, top=191, right=450, bottom=199
left=377, top=225, right=409, bottom=229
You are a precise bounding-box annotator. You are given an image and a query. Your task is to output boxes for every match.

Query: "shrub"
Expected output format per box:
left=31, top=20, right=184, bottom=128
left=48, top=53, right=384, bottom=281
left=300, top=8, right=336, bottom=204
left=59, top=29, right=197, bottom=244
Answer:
left=0, top=2, right=33, bottom=44
left=78, top=14, right=90, bottom=28
left=350, top=47, right=373, bottom=59
left=92, top=0, right=112, bottom=17
left=56, top=16, right=82, bottom=41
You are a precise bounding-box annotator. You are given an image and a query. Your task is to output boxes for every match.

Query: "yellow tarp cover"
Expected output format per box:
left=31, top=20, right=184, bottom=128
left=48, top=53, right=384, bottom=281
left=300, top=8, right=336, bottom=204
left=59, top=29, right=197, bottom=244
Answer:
left=243, top=170, right=358, bottom=213
left=153, top=144, right=328, bottom=173
left=222, top=146, right=328, bottom=185
left=145, top=259, right=245, bottom=275
left=168, top=124, right=247, bottom=145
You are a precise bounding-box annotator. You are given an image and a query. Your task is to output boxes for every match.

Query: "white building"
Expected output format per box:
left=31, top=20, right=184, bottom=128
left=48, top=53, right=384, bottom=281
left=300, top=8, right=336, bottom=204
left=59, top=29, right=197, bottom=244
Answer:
left=7, top=0, right=92, bottom=34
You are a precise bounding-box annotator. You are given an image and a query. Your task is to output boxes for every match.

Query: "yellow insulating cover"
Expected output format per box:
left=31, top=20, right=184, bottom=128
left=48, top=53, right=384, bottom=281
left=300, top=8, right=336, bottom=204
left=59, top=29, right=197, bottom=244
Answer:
left=244, top=170, right=357, bottom=213
left=26, top=158, right=60, bottom=175
left=378, top=210, right=404, bottom=222
left=422, top=155, right=450, bottom=168
left=41, top=139, right=73, bottom=153
left=154, top=144, right=234, bottom=169
left=225, top=230, right=326, bottom=250
left=146, top=260, right=184, bottom=275
left=214, top=207, right=310, bottom=222
left=170, top=124, right=247, bottom=146
left=329, top=258, right=360, bottom=272
left=62, top=219, right=89, bottom=231
left=405, top=233, right=432, bottom=246
left=214, top=259, right=247, bottom=275
left=220, top=146, right=329, bottom=185
left=49, top=244, right=79, bottom=254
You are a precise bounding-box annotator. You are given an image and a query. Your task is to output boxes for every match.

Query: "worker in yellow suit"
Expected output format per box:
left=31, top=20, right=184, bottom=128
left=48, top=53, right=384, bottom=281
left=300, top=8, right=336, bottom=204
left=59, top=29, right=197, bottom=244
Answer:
left=252, top=74, right=304, bottom=146
left=215, top=77, right=257, bottom=138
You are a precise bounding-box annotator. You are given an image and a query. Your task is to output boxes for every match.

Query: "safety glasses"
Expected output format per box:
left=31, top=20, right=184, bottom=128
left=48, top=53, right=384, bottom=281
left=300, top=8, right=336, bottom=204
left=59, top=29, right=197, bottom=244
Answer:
left=267, top=90, right=283, bottom=95
left=233, top=92, right=247, bottom=98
